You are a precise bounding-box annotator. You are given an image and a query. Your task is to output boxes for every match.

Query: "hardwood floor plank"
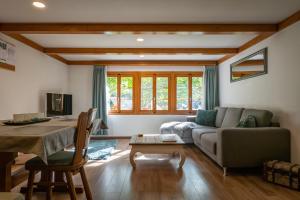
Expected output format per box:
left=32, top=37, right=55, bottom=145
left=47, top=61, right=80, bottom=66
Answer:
left=12, top=139, right=300, bottom=200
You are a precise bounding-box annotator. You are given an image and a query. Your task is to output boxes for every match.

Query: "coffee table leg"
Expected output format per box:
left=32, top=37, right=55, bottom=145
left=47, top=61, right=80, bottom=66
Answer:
left=178, top=150, right=186, bottom=168
left=130, top=150, right=136, bottom=169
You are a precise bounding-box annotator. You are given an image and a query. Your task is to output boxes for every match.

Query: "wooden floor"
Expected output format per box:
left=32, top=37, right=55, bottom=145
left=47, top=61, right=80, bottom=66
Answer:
left=12, top=139, right=300, bottom=200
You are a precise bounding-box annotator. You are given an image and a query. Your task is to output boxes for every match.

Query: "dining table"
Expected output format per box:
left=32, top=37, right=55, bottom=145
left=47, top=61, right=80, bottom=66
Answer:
left=0, top=118, right=77, bottom=192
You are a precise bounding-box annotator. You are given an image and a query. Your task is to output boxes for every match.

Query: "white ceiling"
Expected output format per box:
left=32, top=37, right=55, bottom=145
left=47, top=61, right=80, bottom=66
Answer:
left=0, top=0, right=299, bottom=23
left=24, top=33, right=257, bottom=48
left=1, top=0, right=299, bottom=63
left=60, top=54, right=225, bottom=61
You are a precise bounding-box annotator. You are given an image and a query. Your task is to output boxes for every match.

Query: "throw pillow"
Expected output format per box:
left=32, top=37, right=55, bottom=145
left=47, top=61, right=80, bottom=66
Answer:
left=195, top=109, right=217, bottom=127
left=237, top=115, right=257, bottom=128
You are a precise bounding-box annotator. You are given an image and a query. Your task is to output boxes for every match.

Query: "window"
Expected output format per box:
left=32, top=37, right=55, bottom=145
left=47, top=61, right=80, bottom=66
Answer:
left=107, top=76, right=118, bottom=111
left=107, top=71, right=203, bottom=115
left=139, top=73, right=170, bottom=113
left=107, top=73, right=135, bottom=113
left=140, top=76, right=153, bottom=111
left=175, top=73, right=203, bottom=113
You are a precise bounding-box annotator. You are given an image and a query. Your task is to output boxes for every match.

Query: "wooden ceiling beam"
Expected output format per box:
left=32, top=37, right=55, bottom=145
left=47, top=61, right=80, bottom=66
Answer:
left=218, top=10, right=300, bottom=64
left=0, top=23, right=277, bottom=34
left=44, top=47, right=238, bottom=55
left=217, top=32, right=273, bottom=64
left=4, top=34, right=68, bottom=64
left=278, top=10, right=300, bottom=31
left=67, top=60, right=217, bottom=66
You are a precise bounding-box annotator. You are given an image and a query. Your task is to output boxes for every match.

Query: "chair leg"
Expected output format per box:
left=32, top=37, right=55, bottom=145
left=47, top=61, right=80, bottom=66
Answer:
left=25, top=169, right=35, bottom=200
left=80, top=167, right=92, bottom=200
left=223, top=167, right=227, bottom=176
left=46, top=170, right=53, bottom=200
left=65, top=171, right=77, bottom=200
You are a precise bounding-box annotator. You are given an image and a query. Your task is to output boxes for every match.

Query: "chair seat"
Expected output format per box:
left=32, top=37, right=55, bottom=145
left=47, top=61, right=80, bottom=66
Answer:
left=25, top=151, right=75, bottom=169
left=0, top=192, right=24, bottom=200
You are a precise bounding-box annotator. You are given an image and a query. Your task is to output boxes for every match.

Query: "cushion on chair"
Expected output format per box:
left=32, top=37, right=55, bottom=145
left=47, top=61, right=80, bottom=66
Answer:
left=0, top=192, right=24, bottom=200
left=221, top=107, right=244, bottom=127
left=200, top=133, right=217, bottom=155
left=26, top=151, right=75, bottom=168
left=195, top=109, right=217, bottom=127
left=240, top=109, right=273, bottom=127
left=215, top=107, right=228, bottom=128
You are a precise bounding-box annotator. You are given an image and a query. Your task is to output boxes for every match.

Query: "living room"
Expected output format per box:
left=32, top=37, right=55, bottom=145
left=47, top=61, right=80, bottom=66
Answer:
left=0, top=0, right=300, bottom=200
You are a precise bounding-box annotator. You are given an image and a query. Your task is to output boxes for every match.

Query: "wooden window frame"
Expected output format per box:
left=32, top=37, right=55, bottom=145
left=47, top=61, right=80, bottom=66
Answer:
left=138, top=72, right=171, bottom=114
left=107, top=72, right=137, bottom=114
left=173, top=72, right=203, bottom=115
left=107, top=71, right=203, bottom=115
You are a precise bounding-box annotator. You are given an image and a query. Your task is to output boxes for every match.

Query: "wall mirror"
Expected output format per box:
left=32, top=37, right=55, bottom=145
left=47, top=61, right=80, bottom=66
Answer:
left=231, top=48, right=268, bottom=82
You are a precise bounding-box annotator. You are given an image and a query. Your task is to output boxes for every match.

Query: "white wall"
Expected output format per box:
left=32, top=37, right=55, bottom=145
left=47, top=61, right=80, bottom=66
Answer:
left=0, top=33, right=69, bottom=120
left=219, top=22, right=300, bottom=163
left=68, top=66, right=93, bottom=116
left=68, top=65, right=204, bottom=136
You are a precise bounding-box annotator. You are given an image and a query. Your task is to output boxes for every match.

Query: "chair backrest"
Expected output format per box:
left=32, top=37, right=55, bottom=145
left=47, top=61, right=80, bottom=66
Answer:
left=72, top=112, right=89, bottom=164
left=87, top=108, right=97, bottom=131
left=72, top=108, right=98, bottom=164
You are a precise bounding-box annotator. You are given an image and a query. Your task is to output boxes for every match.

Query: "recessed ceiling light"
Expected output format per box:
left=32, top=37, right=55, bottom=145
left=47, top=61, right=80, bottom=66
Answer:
left=32, top=1, right=46, bottom=8
left=136, top=38, right=144, bottom=42
left=139, top=55, right=145, bottom=58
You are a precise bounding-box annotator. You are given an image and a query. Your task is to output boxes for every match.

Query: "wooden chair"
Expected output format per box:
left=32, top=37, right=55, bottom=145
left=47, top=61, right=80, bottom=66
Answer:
left=25, top=108, right=97, bottom=200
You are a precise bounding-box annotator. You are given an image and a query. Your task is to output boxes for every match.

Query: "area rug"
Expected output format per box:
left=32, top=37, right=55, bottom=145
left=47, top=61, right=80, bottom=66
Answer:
left=86, top=140, right=117, bottom=160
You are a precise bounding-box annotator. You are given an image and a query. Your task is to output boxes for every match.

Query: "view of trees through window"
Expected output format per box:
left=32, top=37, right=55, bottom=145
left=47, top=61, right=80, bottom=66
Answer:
left=156, top=77, right=168, bottom=110
left=107, top=72, right=203, bottom=114
left=192, top=77, right=203, bottom=110
left=107, top=76, right=118, bottom=111
left=176, top=77, right=189, bottom=110
left=141, top=77, right=153, bottom=110
left=176, top=76, right=203, bottom=111
left=120, top=77, right=133, bottom=110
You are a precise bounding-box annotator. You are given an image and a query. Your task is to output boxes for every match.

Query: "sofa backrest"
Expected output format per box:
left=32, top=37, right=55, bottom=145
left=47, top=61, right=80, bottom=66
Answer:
left=215, top=107, right=274, bottom=128
left=240, top=109, right=273, bottom=127
left=220, top=107, right=244, bottom=127
left=215, top=107, right=227, bottom=128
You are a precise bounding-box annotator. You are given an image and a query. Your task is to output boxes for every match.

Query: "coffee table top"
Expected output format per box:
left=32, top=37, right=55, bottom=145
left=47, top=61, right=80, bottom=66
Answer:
left=129, top=134, right=184, bottom=145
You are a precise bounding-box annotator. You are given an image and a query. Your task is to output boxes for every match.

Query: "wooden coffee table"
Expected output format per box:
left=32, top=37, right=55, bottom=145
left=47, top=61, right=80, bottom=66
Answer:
left=129, top=134, right=186, bottom=169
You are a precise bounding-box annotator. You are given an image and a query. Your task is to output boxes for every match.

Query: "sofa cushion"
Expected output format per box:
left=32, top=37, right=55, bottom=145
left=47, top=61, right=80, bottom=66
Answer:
left=215, top=107, right=227, bottom=128
left=221, top=107, right=244, bottom=128
left=195, top=109, right=217, bottom=127
left=192, top=126, right=216, bottom=145
left=173, top=122, right=200, bottom=142
left=240, top=109, right=273, bottom=127
left=160, top=121, right=198, bottom=143
left=160, top=122, right=182, bottom=134
left=237, top=115, right=257, bottom=128
left=200, top=133, right=217, bottom=155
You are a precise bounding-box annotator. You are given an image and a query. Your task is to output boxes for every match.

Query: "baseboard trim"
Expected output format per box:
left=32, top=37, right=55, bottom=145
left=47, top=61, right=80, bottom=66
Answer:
left=91, top=135, right=131, bottom=140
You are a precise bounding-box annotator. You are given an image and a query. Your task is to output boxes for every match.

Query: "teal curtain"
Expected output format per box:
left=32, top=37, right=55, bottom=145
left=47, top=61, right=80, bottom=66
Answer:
left=92, top=66, right=108, bottom=135
left=204, top=66, right=219, bottom=110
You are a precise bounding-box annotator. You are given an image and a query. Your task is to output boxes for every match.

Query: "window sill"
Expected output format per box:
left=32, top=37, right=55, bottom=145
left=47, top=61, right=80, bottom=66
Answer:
left=108, top=111, right=196, bottom=115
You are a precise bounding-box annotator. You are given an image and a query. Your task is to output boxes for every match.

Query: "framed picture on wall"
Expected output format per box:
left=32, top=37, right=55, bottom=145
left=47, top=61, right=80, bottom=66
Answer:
left=0, top=38, right=16, bottom=71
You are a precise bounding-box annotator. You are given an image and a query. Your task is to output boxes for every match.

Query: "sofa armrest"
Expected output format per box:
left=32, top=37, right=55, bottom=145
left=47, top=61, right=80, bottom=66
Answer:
left=216, top=127, right=290, bottom=168
left=186, top=116, right=196, bottom=122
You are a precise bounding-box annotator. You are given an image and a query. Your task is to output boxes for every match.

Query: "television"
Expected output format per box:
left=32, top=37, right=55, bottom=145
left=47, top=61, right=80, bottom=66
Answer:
left=46, top=93, right=72, bottom=116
